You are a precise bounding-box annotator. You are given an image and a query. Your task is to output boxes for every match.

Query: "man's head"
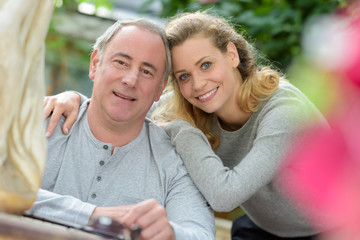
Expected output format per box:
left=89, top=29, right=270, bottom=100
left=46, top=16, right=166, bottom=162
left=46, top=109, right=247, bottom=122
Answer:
left=93, top=19, right=171, bottom=83
left=88, top=19, right=170, bottom=130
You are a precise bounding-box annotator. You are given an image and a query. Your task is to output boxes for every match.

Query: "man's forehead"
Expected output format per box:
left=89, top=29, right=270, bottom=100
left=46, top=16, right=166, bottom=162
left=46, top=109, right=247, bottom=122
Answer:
left=114, top=25, right=158, bottom=42
left=106, top=26, right=166, bottom=66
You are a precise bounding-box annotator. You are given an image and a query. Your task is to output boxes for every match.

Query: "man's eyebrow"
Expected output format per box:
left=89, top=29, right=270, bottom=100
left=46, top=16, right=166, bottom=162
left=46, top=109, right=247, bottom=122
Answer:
left=112, top=52, right=158, bottom=73
left=142, top=62, right=158, bottom=73
left=174, top=56, right=210, bottom=75
left=112, top=52, right=132, bottom=60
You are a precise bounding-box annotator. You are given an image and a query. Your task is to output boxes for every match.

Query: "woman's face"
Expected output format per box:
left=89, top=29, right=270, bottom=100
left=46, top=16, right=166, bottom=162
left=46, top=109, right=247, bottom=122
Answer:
left=171, top=36, right=241, bottom=115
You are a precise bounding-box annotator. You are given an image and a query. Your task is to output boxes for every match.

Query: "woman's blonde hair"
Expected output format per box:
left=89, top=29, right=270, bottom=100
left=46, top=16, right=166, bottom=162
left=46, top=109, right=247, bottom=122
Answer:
left=152, top=11, right=283, bottom=149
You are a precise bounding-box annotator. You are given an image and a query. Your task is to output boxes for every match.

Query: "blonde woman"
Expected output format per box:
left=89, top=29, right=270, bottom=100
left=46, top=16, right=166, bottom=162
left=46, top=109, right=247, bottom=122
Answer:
left=45, top=12, right=328, bottom=239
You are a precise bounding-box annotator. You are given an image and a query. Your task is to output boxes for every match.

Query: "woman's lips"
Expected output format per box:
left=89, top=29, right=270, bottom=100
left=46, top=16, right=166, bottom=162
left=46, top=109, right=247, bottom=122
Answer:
left=196, top=87, right=218, bottom=102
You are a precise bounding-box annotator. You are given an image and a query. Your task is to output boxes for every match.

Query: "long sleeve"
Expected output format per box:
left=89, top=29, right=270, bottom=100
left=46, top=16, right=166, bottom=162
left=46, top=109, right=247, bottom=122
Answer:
left=164, top=114, right=299, bottom=212
left=26, top=189, right=96, bottom=227
left=165, top=119, right=243, bottom=212
left=162, top=152, right=215, bottom=239
left=26, top=106, right=96, bottom=227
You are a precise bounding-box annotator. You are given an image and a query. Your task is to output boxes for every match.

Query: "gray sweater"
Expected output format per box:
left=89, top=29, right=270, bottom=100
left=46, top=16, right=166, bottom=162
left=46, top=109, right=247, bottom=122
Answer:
left=27, top=100, right=215, bottom=240
left=164, top=81, right=328, bottom=237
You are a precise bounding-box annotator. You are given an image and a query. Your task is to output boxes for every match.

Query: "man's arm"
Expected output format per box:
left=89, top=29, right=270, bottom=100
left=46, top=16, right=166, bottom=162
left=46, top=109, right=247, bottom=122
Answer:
left=26, top=189, right=96, bottom=227
left=165, top=169, right=216, bottom=240
left=155, top=149, right=216, bottom=239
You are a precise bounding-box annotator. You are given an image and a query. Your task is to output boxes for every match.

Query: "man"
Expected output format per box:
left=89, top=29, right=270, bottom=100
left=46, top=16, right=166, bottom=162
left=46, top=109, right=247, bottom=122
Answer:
left=27, top=19, right=215, bottom=240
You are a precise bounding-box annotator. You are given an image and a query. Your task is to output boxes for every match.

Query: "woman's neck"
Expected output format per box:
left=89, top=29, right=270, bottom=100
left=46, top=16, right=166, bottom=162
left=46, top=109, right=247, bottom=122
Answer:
left=217, top=110, right=252, bottom=131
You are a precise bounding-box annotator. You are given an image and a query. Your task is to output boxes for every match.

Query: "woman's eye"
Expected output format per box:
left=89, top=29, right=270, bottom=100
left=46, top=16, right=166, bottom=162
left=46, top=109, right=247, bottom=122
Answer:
left=179, top=74, right=190, bottom=81
left=201, top=62, right=211, bottom=70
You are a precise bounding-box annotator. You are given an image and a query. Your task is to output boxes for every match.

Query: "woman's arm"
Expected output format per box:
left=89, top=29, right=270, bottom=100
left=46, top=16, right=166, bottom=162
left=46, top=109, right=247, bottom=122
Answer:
left=43, top=90, right=173, bottom=137
left=164, top=95, right=325, bottom=212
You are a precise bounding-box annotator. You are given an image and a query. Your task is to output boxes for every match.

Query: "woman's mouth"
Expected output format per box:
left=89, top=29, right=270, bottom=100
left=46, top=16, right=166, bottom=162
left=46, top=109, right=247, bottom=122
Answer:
left=196, top=87, right=218, bottom=102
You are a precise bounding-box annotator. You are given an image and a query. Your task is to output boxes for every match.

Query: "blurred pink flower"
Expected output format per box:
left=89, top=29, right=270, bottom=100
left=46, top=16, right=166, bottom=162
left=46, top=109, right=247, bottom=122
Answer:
left=277, top=1, right=360, bottom=239
left=342, top=16, right=360, bottom=89
left=278, top=107, right=360, bottom=237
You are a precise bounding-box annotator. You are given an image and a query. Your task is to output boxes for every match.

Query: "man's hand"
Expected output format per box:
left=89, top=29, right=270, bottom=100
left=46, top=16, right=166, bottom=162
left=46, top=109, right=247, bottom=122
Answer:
left=44, top=91, right=81, bottom=137
left=89, top=205, right=134, bottom=224
left=122, top=199, right=175, bottom=240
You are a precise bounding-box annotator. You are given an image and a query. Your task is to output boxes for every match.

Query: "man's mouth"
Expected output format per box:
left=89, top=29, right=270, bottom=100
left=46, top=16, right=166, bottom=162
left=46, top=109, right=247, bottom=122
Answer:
left=113, top=91, right=135, bottom=101
left=197, top=87, right=218, bottom=101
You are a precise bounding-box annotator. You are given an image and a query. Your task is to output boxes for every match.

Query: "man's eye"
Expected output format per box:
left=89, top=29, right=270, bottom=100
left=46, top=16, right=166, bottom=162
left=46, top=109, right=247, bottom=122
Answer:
left=202, top=62, right=211, bottom=69
left=142, top=69, right=152, bottom=75
left=115, top=60, right=126, bottom=66
left=179, top=74, right=189, bottom=81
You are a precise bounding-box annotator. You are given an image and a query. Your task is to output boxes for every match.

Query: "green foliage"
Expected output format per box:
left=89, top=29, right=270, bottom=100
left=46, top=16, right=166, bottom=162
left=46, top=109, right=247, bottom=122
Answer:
left=46, top=0, right=114, bottom=95
left=142, top=0, right=350, bottom=70
left=54, top=0, right=114, bottom=12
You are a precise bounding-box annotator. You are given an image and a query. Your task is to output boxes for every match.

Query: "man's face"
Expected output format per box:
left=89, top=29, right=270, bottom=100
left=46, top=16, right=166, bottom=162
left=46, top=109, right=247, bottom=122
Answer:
left=89, top=25, right=167, bottom=127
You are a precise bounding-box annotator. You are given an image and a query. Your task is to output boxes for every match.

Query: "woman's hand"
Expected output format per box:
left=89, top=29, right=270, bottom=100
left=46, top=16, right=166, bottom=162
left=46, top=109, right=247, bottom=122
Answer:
left=44, top=91, right=81, bottom=137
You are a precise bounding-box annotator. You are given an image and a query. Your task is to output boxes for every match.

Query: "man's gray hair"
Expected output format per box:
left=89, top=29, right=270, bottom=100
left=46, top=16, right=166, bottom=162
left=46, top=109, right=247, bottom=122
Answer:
left=93, top=19, right=172, bottom=83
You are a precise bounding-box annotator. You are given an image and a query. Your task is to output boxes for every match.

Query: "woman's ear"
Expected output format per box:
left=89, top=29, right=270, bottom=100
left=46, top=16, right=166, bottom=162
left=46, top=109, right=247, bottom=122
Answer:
left=89, top=50, right=100, bottom=80
left=226, top=42, right=240, bottom=68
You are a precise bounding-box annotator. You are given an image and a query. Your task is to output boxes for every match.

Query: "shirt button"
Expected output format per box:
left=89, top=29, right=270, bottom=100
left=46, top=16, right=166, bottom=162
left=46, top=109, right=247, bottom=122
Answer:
left=99, top=160, right=105, bottom=166
left=97, top=176, right=102, bottom=181
left=103, top=145, right=108, bottom=150
left=91, top=193, right=97, bottom=199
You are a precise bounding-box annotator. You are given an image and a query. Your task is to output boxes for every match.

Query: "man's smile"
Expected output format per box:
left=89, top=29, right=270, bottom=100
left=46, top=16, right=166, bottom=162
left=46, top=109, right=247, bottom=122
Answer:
left=113, top=91, right=136, bottom=101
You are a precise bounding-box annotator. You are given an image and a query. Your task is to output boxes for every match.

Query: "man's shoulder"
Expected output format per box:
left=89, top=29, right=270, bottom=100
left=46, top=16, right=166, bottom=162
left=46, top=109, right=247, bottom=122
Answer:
left=144, top=118, right=183, bottom=163
left=144, top=118, right=171, bottom=141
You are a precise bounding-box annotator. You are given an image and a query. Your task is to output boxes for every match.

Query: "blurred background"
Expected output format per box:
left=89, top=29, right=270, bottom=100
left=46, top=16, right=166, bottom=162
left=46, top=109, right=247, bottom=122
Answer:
left=46, top=0, right=355, bottom=233
left=46, top=0, right=349, bottom=98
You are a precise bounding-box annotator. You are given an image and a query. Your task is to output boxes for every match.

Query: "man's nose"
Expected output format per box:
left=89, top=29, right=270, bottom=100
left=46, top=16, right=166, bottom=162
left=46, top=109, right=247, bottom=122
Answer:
left=121, top=71, right=138, bottom=88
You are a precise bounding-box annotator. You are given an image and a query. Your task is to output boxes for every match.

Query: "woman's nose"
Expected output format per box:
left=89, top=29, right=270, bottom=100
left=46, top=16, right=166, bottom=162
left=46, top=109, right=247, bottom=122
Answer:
left=192, top=75, right=207, bottom=91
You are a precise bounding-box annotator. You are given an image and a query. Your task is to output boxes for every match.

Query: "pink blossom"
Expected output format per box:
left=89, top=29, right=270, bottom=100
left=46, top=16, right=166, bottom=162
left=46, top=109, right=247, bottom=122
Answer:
left=277, top=2, right=360, bottom=239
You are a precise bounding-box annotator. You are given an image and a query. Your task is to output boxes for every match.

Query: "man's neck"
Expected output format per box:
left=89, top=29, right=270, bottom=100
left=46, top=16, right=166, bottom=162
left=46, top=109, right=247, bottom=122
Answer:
left=87, top=103, right=143, bottom=149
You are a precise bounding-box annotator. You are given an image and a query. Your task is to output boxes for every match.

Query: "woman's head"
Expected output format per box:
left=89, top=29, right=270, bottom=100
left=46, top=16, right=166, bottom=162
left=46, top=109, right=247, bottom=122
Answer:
left=152, top=11, right=280, bottom=149
left=166, top=11, right=258, bottom=86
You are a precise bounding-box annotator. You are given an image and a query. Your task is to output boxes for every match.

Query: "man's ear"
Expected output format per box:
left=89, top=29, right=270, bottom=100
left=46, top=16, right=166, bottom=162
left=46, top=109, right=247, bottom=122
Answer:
left=155, top=76, right=168, bottom=101
left=89, top=50, right=99, bottom=80
left=226, top=42, right=240, bottom=68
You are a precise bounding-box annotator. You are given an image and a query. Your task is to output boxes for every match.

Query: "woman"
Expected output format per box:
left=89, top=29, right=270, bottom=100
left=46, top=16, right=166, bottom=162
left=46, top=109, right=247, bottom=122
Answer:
left=44, top=12, right=328, bottom=239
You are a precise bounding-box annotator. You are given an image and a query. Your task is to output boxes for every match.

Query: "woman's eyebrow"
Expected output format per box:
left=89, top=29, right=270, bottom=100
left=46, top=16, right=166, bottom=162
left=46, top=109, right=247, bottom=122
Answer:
left=174, top=56, right=210, bottom=75
left=195, top=56, right=210, bottom=66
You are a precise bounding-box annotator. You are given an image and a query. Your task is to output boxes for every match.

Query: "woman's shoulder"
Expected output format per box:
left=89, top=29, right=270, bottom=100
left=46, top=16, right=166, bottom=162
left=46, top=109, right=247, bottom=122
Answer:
left=266, top=80, right=315, bottom=107
left=275, top=80, right=305, bottom=97
left=260, top=80, right=326, bottom=127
